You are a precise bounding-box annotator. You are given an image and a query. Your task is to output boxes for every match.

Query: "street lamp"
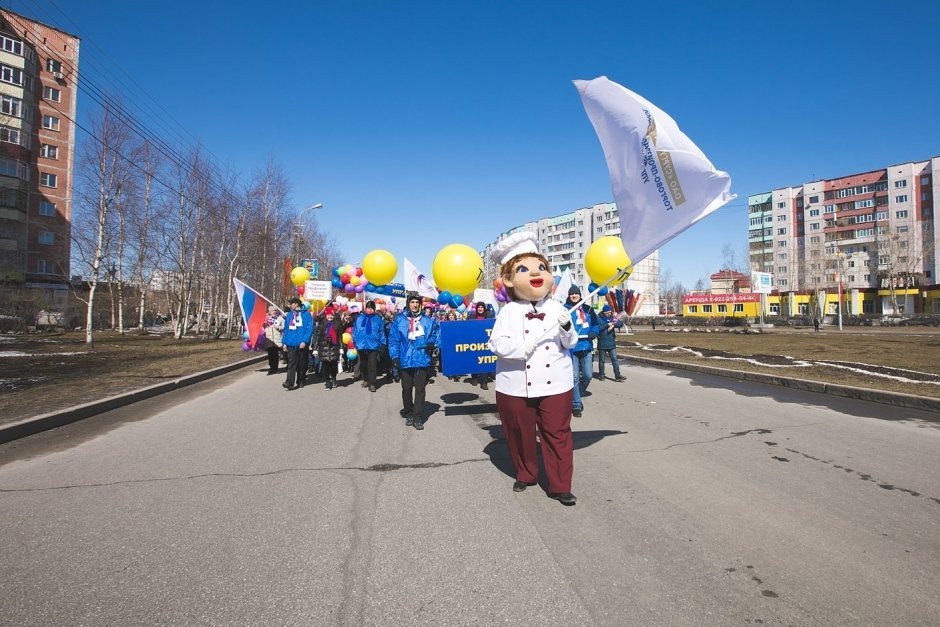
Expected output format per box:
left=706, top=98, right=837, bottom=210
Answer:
left=292, top=202, right=323, bottom=268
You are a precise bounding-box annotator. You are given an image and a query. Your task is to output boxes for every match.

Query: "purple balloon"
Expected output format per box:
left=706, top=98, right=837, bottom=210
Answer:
left=241, top=341, right=252, bottom=351
left=344, top=283, right=355, bottom=293
left=354, top=284, right=364, bottom=293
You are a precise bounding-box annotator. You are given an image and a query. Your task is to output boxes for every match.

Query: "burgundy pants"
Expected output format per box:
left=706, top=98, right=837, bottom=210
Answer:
left=495, top=390, right=574, bottom=493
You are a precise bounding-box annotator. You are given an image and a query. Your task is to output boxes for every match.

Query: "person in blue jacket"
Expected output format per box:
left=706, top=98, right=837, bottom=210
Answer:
left=596, top=305, right=626, bottom=381
left=387, top=293, right=440, bottom=430
left=566, top=285, right=600, bottom=417
left=353, top=300, right=387, bottom=392
left=281, top=297, right=314, bottom=391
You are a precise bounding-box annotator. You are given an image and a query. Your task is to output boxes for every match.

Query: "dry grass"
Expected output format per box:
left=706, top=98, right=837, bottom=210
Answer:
left=0, top=330, right=259, bottom=424
left=618, top=327, right=940, bottom=399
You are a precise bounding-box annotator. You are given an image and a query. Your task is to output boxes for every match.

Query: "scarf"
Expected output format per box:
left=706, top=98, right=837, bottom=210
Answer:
left=365, top=314, right=373, bottom=334
left=325, top=321, right=337, bottom=344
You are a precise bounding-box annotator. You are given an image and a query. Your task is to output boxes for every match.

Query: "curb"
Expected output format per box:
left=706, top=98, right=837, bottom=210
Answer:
left=622, top=353, right=940, bottom=416
left=0, top=355, right=267, bottom=445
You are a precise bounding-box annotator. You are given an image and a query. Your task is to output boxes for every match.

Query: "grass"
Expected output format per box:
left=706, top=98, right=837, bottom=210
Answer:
left=618, top=327, right=940, bottom=399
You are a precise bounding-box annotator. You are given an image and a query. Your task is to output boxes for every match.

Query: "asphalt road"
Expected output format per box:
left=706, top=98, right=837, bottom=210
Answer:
left=1, top=362, right=938, bottom=626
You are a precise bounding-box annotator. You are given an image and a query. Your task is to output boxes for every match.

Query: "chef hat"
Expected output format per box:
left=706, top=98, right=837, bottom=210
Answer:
left=490, top=231, right=540, bottom=266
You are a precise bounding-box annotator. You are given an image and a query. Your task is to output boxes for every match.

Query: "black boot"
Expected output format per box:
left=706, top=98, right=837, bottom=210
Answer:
left=413, top=415, right=424, bottom=430
left=330, top=376, right=337, bottom=389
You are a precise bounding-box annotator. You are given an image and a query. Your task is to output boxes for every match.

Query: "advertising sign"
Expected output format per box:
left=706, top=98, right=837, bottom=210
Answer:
left=439, top=319, right=496, bottom=376
left=751, top=272, right=773, bottom=294
left=305, top=280, right=332, bottom=302
left=300, top=258, right=319, bottom=279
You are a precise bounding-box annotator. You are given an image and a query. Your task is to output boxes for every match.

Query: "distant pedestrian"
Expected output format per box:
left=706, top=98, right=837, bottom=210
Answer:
left=353, top=300, right=386, bottom=392
left=596, top=305, right=626, bottom=381
left=813, top=316, right=820, bottom=333
left=651, top=318, right=657, bottom=331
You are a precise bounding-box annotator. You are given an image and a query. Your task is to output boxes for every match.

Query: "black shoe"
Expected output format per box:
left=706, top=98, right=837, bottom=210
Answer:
left=282, top=382, right=293, bottom=390
left=480, top=382, right=488, bottom=390
left=369, top=385, right=376, bottom=392
left=361, top=381, right=368, bottom=388
left=413, top=417, right=424, bottom=430
left=405, top=415, right=414, bottom=427
left=548, top=492, right=577, bottom=506
left=469, top=379, right=478, bottom=387
left=267, top=370, right=277, bottom=375
left=593, top=374, right=604, bottom=380
left=572, top=409, right=582, bottom=417
left=325, top=380, right=332, bottom=390
left=393, top=376, right=400, bottom=383
left=615, top=376, right=626, bottom=381
left=400, top=408, right=410, bottom=418
left=512, top=480, right=536, bottom=492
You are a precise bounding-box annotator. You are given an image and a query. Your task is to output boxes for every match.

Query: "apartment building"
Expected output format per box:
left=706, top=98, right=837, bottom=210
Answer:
left=748, top=157, right=939, bottom=316
left=0, top=9, right=78, bottom=296
left=481, top=202, right=660, bottom=317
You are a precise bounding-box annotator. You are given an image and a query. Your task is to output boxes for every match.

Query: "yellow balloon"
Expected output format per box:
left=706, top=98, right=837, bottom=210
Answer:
left=362, top=249, right=398, bottom=286
left=342, top=332, right=351, bottom=345
left=290, top=266, right=310, bottom=286
left=584, top=236, right=632, bottom=285
left=349, top=275, right=361, bottom=287
left=432, top=243, right=484, bottom=296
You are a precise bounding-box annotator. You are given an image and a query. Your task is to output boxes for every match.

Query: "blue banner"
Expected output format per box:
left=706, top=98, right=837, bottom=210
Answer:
left=440, top=319, right=496, bottom=376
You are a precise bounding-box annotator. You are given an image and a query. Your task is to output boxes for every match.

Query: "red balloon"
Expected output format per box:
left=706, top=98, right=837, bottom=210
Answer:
left=296, top=285, right=305, bottom=296
left=340, top=273, right=350, bottom=284
left=355, top=267, right=363, bottom=276
left=340, top=305, right=348, bottom=311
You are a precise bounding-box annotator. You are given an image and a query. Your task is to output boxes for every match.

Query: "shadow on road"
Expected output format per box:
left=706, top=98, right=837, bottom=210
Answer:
left=661, top=367, right=940, bottom=424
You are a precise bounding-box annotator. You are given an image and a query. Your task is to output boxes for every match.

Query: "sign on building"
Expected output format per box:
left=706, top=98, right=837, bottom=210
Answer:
left=751, top=272, right=773, bottom=294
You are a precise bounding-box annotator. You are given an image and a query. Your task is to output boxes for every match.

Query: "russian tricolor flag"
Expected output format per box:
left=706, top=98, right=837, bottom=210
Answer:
left=233, top=278, right=273, bottom=347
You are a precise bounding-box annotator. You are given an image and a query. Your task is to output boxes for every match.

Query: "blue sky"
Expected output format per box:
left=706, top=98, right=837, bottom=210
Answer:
left=18, top=0, right=940, bottom=289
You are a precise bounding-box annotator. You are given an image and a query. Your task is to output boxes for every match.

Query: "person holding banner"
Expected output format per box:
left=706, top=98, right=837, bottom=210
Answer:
left=488, top=232, right=580, bottom=506
left=388, top=293, right=440, bottom=430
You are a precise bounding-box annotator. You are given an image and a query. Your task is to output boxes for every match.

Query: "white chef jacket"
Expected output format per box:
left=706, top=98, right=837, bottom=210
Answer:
left=488, top=298, right=579, bottom=398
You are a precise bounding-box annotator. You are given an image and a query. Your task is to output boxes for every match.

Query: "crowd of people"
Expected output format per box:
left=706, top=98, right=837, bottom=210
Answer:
left=259, top=290, right=627, bottom=430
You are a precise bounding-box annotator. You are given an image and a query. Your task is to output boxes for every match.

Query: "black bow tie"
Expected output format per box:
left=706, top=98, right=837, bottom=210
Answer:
left=525, top=311, right=545, bottom=320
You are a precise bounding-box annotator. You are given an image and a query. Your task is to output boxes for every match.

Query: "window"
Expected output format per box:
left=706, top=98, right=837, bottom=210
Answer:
left=810, top=223, right=821, bottom=231
left=856, top=228, right=874, bottom=237
left=777, top=228, right=787, bottom=235
left=777, top=202, right=786, bottom=208
left=895, top=210, right=908, bottom=219
left=42, top=86, right=61, bottom=102
left=38, top=230, right=54, bottom=245
left=809, top=236, right=820, bottom=244
left=879, top=255, right=889, bottom=265
left=717, top=304, right=727, bottom=313
left=40, top=173, right=57, bottom=188
left=46, top=58, right=62, bottom=73
left=848, top=275, right=855, bottom=283
left=0, top=35, right=23, bottom=55
left=895, top=195, right=908, bottom=203
left=0, top=64, right=25, bottom=86
left=0, top=158, right=28, bottom=180
left=1, top=94, right=22, bottom=118
left=809, top=209, right=820, bottom=217
left=848, top=260, right=855, bottom=268
left=864, top=274, right=870, bottom=282
left=894, top=179, right=907, bottom=188
left=0, top=127, right=21, bottom=146
left=779, top=278, right=788, bottom=286
left=42, top=115, right=59, bottom=131
left=733, top=304, right=744, bottom=313
left=39, top=200, right=56, bottom=216
left=897, top=225, right=909, bottom=233
left=770, top=303, right=780, bottom=314
left=703, top=305, right=713, bottom=313
left=921, top=176, right=931, bottom=185
left=855, top=199, right=874, bottom=209
left=923, top=193, right=930, bottom=201
left=688, top=305, right=698, bottom=313
left=40, top=144, right=58, bottom=159
left=777, top=214, right=787, bottom=221
left=778, top=240, right=787, bottom=247
left=777, top=266, right=787, bottom=273
left=37, top=259, right=55, bottom=274
left=809, top=195, right=819, bottom=204
left=778, top=253, right=787, bottom=260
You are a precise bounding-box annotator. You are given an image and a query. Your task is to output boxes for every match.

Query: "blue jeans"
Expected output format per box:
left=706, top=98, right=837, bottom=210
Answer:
left=597, top=347, right=622, bottom=379
left=571, top=350, right=593, bottom=410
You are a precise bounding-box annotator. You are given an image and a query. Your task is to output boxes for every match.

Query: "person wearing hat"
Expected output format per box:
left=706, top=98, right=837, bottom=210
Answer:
left=388, top=293, right=440, bottom=429
left=353, top=300, right=386, bottom=392
left=566, top=284, right=600, bottom=417
left=596, top=305, right=626, bottom=381
left=313, top=306, right=342, bottom=389
left=465, top=300, right=494, bottom=389
left=487, top=231, right=580, bottom=506
left=281, top=297, right=314, bottom=391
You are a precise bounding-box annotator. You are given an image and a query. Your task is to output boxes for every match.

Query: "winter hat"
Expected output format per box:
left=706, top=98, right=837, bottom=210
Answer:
left=476, top=301, right=486, bottom=308
left=406, top=293, right=422, bottom=306
left=602, top=304, right=612, bottom=312
left=324, top=306, right=335, bottom=316
left=568, top=285, right=581, bottom=296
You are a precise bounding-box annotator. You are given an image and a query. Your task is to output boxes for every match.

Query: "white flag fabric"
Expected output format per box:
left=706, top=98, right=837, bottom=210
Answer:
left=574, top=76, right=735, bottom=264
left=552, top=268, right=573, bottom=303
left=403, top=257, right=439, bottom=299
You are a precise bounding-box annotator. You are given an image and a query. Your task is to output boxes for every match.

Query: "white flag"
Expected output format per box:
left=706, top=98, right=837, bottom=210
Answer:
left=574, top=76, right=735, bottom=264
left=553, top=268, right=573, bottom=303
left=403, top=257, right=439, bottom=299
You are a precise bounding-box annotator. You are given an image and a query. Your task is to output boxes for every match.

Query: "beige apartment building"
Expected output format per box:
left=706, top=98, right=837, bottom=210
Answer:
left=0, top=8, right=78, bottom=301
left=748, top=157, right=939, bottom=315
